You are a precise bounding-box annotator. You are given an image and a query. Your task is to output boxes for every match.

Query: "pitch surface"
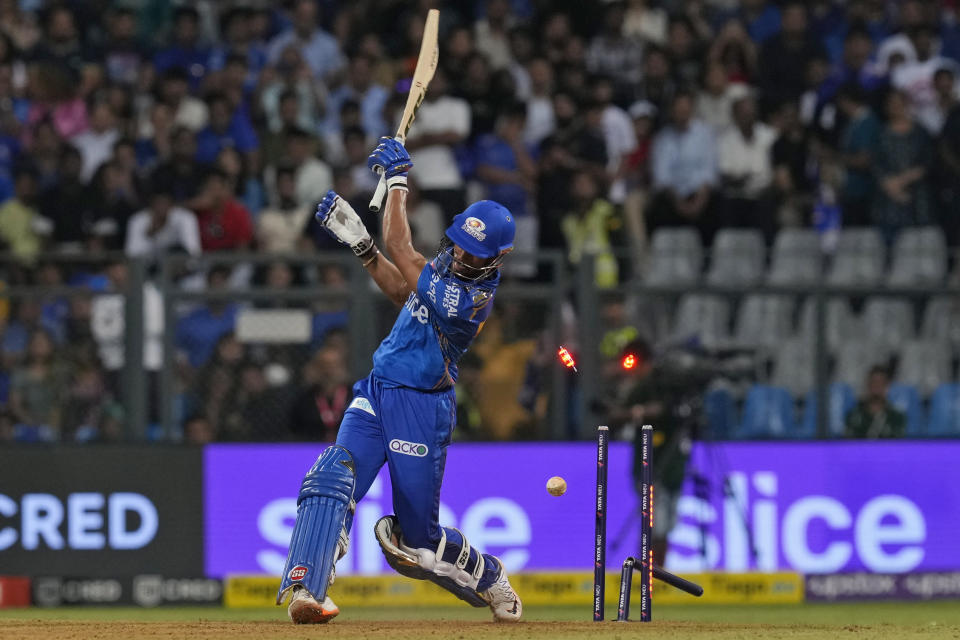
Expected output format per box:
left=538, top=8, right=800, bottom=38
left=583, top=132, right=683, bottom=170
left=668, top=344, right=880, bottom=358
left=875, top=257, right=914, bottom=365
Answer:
left=1, top=602, right=958, bottom=639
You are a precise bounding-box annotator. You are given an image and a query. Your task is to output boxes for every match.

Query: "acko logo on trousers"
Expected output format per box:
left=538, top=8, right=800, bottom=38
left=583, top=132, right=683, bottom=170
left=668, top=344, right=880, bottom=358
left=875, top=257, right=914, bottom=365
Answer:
left=389, top=440, right=428, bottom=457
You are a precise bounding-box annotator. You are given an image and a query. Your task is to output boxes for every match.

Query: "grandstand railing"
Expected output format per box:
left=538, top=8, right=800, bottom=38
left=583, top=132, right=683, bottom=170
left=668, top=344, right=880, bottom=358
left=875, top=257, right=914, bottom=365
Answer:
left=2, top=250, right=958, bottom=443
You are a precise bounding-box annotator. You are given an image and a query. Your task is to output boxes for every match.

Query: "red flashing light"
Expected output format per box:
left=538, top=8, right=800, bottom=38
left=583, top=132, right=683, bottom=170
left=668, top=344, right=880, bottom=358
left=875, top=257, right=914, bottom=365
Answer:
left=558, top=346, right=578, bottom=372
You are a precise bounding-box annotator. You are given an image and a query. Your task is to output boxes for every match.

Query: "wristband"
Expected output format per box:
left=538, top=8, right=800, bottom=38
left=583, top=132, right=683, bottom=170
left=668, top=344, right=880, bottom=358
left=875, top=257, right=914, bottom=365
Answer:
left=386, top=175, right=408, bottom=191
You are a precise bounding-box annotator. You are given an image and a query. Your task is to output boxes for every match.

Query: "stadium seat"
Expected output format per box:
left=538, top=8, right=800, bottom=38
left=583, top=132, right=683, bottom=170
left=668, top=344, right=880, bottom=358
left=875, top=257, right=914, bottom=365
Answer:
left=926, top=383, right=960, bottom=436
left=797, top=296, right=857, bottom=350
left=834, top=340, right=889, bottom=391
left=643, top=227, right=703, bottom=286
left=887, top=226, right=947, bottom=287
left=920, top=296, right=960, bottom=354
left=860, top=297, right=915, bottom=353
left=767, top=228, right=822, bottom=285
left=733, top=294, right=795, bottom=350
left=738, top=385, right=796, bottom=439
left=626, top=294, right=674, bottom=347
left=887, top=383, right=925, bottom=436
left=895, top=339, right=951, bottom=397
left=13, top=424, right=56, bottom=443
left=771, top=337, right=815, bottom=397
left=800, top=383, right=857, bottom=438
left=703, top=386, right=738, bottom=439
left=705, top=229, right=766, bottom=287
left=826, top=227, right=885, bottom=286
left=671, top=294, right=731, bottom=349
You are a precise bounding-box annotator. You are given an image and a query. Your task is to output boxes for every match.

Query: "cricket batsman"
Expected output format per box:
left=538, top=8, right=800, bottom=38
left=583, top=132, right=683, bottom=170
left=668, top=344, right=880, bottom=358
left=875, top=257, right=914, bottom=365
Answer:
left=275, top=137, right=522, bottom=624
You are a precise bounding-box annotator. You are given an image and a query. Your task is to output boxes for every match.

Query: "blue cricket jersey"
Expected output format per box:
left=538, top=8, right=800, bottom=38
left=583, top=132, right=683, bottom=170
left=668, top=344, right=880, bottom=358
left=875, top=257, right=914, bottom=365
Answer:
left=372, top=259, right=497, bottom=390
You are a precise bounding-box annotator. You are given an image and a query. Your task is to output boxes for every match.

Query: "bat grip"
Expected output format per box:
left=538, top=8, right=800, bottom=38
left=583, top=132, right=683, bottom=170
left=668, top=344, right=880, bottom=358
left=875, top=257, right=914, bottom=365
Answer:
left=369, top=169, right=386, bottom=212
left=368, top=134, right=406, bottom=213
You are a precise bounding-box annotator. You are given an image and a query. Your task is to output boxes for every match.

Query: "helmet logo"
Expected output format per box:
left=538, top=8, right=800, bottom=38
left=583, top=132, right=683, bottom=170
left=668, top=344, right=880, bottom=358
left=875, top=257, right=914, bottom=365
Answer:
left=462, top=216, right=487, bottom=241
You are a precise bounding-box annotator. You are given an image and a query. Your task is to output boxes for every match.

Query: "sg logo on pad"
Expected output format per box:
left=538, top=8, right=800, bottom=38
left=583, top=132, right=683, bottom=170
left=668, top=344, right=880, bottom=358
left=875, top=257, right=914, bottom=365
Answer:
left=289, top=566, right=308, bottom=581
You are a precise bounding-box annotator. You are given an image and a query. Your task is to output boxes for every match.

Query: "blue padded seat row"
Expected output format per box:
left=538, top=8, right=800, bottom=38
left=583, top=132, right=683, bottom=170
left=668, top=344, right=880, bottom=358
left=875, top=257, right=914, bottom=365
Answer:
left=927, top=383, right=960, bottom=436
left=710, top=383, right=934, bottom=439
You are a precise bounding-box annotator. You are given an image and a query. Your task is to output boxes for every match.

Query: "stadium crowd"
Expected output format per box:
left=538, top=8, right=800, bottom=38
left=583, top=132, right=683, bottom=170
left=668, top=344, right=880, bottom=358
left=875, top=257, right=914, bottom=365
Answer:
left=1, top=0, right=960, bottom=444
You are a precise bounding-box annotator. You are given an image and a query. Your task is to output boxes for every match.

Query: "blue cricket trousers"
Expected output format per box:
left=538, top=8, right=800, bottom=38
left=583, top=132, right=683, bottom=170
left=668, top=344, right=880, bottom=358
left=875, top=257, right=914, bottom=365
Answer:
left=336, top=373, right=456, bottom=548
left=336, top=373, right=502, bottom=591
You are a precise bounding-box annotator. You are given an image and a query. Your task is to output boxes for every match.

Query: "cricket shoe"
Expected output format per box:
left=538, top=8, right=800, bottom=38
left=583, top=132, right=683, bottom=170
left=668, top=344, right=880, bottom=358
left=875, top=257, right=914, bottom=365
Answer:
left=480, top=558, right=522, bottom=622
left=287, top=585, right=339, bottom=624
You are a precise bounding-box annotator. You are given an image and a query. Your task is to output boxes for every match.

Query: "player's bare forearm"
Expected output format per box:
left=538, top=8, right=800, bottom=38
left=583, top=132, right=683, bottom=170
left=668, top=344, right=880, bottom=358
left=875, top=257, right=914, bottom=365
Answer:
left=364, top=248, right=410, bottom=306
left=382, top=188, right=427, bottom=290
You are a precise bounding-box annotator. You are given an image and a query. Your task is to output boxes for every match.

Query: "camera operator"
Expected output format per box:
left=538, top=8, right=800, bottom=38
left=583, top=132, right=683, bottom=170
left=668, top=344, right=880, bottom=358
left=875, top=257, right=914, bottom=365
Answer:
left=600, top=338, right=694, bottom=563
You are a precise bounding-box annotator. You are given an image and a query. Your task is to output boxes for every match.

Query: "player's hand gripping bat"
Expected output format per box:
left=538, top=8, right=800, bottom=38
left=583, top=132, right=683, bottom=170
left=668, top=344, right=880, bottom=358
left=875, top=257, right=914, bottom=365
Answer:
left=368, top=8, right=439, bottom=212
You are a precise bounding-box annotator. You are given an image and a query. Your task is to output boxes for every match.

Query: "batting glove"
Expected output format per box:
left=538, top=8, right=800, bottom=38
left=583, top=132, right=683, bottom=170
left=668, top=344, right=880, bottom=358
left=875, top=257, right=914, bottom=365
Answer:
left=316, top=190, right=376, bottom=260
left=368, top=136, right=413, bottom=190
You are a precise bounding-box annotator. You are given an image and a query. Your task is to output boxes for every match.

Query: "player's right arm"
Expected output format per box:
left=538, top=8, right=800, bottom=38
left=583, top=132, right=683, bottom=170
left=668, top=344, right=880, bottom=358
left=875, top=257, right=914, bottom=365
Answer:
left=368, top=137, right=427, bottom=292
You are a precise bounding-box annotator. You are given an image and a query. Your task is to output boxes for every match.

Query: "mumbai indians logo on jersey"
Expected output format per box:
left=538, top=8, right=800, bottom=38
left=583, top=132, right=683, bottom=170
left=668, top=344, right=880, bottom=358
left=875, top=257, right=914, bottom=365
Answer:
left=462, top=216, right=486, bottom=241
left=390, top=439, right=429, bottom=457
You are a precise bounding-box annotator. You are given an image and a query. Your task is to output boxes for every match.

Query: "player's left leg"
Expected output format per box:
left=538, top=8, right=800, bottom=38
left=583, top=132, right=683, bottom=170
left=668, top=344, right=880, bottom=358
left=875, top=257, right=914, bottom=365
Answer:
left=373, top=385, right=522, bottom=621
left=279, top=375, right=388, bottom=623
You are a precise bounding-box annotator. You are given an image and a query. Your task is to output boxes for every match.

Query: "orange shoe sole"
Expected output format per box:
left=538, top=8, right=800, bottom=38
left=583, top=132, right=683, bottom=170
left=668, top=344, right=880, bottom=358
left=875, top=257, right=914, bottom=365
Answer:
left=289, top=601, right=340, bottom=624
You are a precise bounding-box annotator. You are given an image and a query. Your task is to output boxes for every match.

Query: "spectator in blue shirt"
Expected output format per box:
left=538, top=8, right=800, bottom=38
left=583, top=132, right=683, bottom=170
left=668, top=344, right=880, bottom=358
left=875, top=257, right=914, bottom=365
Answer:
left=648, top=91, right=719, bottom=244
left=0, top=125, right=20, bottom=203
left=175, top=266, right=240, bottom=369
left=476, top=102, right=538, bottom=277
left=322, top=55, right=388, bottom=140
left=721, top=0, right=781, bottom=46
left=195, top=92, right=259, bottom=166
left=266, top=0, right=345, bottom=81
left=475, top=102, right=536, bottom=220
left=819, top=27, right=887, bottom=105
left=208, top=7, right=268, bottom=87
left=153, top=7, right=211, bottom=91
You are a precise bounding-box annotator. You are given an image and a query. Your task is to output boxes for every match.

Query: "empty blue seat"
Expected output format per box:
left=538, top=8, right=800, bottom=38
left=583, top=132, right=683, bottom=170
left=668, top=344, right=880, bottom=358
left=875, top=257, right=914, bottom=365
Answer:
left=927, top=383, right=960, bottom=436
left=13, top=424, right=55, bottom=442
left=704, top=387, right=738, bottom=439
left=739, top=385, right=796, bottom=439
left=801, top=383, right=857, bottom=438
left=887, top=383, right=925, bottom=436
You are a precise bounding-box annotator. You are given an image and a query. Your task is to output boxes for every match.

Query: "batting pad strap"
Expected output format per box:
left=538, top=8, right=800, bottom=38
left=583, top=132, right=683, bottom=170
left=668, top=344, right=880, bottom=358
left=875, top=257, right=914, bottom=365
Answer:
left=276, top=446, right=356, bottom=605
left=375, top=515, right=487, bottom=608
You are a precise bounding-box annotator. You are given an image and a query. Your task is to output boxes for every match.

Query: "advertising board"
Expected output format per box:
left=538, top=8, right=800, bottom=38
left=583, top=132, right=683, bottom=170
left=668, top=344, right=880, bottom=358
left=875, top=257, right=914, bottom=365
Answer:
left=0, top=447, right=203, bottom=577
left=205, top=441, right=960, bottom=577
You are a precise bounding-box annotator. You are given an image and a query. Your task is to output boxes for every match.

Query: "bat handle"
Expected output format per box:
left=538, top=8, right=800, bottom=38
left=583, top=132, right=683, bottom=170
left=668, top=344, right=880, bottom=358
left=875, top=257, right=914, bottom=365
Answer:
left=369, top=168, right=387, bottom=212
left=368, top=134, right=406, bottom=213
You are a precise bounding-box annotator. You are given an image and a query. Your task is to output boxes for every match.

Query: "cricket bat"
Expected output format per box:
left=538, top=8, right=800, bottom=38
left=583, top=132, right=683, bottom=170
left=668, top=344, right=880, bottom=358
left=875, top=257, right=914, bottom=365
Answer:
left=368, top=8, right=440, bottom=212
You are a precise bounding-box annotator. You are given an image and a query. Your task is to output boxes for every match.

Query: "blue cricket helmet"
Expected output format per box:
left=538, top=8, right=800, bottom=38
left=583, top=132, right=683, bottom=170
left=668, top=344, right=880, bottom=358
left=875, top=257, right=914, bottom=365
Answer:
left=444, top=200, right=515, bottom=259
